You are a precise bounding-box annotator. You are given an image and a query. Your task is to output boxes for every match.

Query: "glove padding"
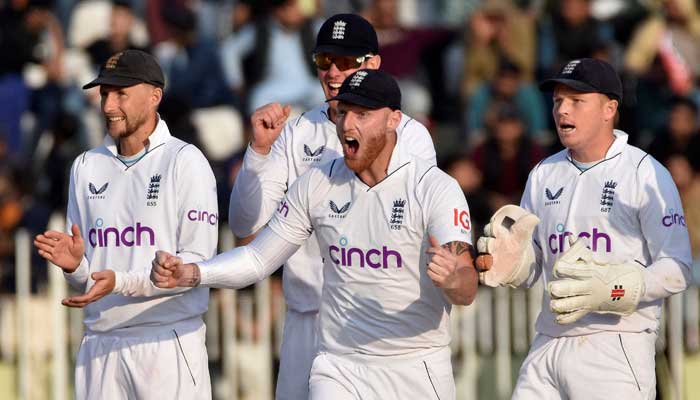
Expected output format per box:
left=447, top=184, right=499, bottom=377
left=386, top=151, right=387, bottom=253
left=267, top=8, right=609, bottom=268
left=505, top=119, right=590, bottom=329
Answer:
left=549, top=239, right=645, bottom=324
left=477, top=205, right=540, bottom=288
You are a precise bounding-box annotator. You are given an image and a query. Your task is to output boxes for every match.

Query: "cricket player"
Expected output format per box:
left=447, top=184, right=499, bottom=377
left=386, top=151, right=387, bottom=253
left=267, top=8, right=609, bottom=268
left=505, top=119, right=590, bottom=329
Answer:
left=228, top=13, right=436, bottom=400
left=476, top=58, right=692, bottom=399
left=147, top=69, right=478, bottom=399
left=33, top=50, right=217, bottom=399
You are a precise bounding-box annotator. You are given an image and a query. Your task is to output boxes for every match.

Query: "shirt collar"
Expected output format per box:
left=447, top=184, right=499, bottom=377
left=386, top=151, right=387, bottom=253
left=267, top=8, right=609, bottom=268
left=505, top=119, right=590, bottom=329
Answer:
left=605, top=129, right=628, bottom=158
left=566, top=129, right=628, bottom=162
left=386, top=130, right=408, bottom=174
left=103, top=115, right=171, bottom=157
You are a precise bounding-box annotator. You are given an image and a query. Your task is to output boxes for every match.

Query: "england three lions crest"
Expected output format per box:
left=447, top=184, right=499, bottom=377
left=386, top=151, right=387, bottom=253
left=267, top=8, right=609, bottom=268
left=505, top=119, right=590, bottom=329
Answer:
left=389, top=198, right=406, bottom=230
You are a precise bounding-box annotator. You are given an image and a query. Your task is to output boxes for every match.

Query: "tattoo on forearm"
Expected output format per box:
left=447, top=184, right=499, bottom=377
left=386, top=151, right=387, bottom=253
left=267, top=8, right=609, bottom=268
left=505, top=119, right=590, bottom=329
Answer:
left=441, top=241, right=474, bottom=258
left=181, top=264, right=202, bottom=287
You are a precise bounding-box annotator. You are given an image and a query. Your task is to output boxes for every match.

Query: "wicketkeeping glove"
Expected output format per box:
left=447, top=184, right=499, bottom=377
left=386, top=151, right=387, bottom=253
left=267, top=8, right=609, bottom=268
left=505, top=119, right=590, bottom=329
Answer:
left=549, top=239, right=646, bottom=324
left=477, top=205, right=540, bottom=288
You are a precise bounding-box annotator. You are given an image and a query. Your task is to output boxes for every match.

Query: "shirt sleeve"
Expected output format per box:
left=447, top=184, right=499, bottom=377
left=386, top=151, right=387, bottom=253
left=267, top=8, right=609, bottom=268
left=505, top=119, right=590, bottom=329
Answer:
left=637, top=158, right=692, bottom=302
left=175, top=145, right=219, bottom=264
left=266, top=166, right=316, bottom=245
left=518, top=167, right=544, bottom=288
left=198, top=227, right=300, bottom=288
left=228, top=126, right=290, bottom=237
left=64, top=156, right=90, bottom=291
left=400, top=117, right=436, bottom=165
left=421, top=168, right=472, bottom=245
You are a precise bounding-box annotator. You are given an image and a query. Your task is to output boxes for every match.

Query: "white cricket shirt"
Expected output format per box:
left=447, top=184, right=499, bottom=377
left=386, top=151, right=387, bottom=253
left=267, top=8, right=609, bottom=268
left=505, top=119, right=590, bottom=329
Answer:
left=522, top=130, right=692, bottom=336
left=267, top=138, right=471, bottom=356
left=230, top=103, right=436, bottom=313
left=65, top=118, right=218, bottom=333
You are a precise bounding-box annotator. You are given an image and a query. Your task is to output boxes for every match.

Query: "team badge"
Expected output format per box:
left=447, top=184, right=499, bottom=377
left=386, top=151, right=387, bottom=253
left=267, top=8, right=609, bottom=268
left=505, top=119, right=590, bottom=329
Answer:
left=349, top=71, right=368, bottom=88
left=332, top=20, right=347, bottom=40
left=389, top=199, right=406, bottom=231
left=600, top=180, right=617, bottom=213
left=146, top=174, right=161, bottom=207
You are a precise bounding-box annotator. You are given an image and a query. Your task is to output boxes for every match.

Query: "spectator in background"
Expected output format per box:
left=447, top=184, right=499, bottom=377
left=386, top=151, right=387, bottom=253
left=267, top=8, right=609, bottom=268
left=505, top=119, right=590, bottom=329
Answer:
left=85, top=0, right=150, bottom=67
left=666, top=154, right=700, bottom=260
left=625, top=0, right=700, bottom=96
left=624, top=0, right=700, bottom=140
left=220, top=0, right=324, bottom=115
left=466, top=58, right=548, bottom=145
left=536, top=0, right=615, bottom=80
left=146, top=0, right=188, bottom=45
left=470, top=102, right=545, bottom=210
left=0, top=0, right=65, bottom=157
left=362, top=0, right=457, bottom=124
left=647, top=96, right=700, bottom=169
left=155, top=5, right=236, bottom=110
left=460, top=0, right=535, bottom=98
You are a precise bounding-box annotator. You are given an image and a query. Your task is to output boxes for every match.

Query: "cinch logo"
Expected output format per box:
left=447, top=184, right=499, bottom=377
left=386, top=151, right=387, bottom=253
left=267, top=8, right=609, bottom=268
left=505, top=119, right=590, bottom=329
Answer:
left=545, top=187, right=563, bottom=206
left=187, top=209, right=218, bottom=226
left=329, top=236, right=402, bottom=269
left=453, top=208, right=470, bottom=231
left=662, top=209, right=686, bottom=227
left=548, top=223, right=611, bottom=254
left=302, top=144, right=325, bottom=162
left=88, top=218, right=155, bottom=247
left=277, top=200, right=289, bottom=218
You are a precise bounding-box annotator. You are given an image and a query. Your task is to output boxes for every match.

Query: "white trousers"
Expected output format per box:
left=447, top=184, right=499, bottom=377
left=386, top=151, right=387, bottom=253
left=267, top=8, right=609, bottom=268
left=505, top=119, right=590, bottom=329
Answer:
left=75, top=318, right=211, bottom=400
left=513, top=331, right=656, bottom=400
left=309, top=347, right=454, bottom=400
left=275, top=309, right=319, bottom=400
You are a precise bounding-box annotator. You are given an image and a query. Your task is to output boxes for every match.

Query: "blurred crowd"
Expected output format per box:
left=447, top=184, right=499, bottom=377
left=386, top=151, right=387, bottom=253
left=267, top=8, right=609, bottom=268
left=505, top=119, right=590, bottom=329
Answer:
left=1, top=0, right=700, bottom=292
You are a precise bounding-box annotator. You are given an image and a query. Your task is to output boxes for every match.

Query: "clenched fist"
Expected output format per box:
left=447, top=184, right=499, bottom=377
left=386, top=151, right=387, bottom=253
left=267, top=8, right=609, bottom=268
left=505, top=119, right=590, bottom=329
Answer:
left=250, top=103, right=291, bottom=155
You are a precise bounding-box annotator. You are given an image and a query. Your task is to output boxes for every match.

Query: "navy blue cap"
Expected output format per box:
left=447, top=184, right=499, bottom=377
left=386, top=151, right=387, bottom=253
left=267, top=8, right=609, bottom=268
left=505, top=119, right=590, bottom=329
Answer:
left=83, top=50, right=165, bottom=90
left=314, top=14, right=379, bottom=56
left=539, top=58, right=623, bottom=101
left=328, top=69, right=401, bottom=110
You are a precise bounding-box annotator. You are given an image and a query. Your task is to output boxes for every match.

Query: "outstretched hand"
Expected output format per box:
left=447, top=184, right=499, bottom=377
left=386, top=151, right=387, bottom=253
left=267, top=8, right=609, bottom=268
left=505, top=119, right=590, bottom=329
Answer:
left=34, top=224, right=85, bottom=273
left=62, top=270, right=115, bottom=308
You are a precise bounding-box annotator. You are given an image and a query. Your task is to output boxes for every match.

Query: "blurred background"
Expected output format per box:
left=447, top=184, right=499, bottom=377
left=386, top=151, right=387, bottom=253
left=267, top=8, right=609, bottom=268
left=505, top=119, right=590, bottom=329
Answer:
left=1, top=0, right=700, bottom=398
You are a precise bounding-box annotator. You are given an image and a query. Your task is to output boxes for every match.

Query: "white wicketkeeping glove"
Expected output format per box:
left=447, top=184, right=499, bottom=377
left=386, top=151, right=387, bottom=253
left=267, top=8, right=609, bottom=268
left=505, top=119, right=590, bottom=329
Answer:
left=477, top=205, right=540, bottom=288
left=549, top=239, right=646, bottom=324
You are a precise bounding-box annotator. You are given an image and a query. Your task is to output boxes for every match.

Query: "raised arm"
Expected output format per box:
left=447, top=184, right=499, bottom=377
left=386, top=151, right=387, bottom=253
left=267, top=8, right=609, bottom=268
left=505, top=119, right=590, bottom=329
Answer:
left=229, top=103, right=291, bottom=238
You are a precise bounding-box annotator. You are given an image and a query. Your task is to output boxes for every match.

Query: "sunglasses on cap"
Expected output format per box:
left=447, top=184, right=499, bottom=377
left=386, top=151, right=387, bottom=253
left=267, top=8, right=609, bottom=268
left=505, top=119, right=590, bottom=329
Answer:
left=313, top=52, right=375, bottom=71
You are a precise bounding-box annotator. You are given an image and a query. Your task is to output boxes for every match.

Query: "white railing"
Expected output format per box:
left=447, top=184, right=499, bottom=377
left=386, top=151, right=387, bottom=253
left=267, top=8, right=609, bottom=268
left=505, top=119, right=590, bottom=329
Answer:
left=6, top=215, right=693, bottom=399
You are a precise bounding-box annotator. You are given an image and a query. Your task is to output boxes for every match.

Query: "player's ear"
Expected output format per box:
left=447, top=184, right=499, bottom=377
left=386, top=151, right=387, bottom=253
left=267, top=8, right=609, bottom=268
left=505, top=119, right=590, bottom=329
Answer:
left=602, top=96, right=618, bottom=123
left=386, top=109, right=402, bottom=131
left=366, top=54, right=381, bottom=70
left=150, top=86, right=163, bottom=108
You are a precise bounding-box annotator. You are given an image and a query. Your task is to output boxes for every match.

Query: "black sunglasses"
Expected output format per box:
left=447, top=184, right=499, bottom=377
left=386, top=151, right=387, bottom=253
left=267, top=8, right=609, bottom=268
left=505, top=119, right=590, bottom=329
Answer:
left=312, top=52, right=374, bottom=71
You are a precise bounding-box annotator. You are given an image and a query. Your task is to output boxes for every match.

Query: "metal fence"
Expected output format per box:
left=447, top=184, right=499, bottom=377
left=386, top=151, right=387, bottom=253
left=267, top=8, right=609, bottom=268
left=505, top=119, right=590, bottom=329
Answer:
left=4, top=214, right=694, bottom=399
